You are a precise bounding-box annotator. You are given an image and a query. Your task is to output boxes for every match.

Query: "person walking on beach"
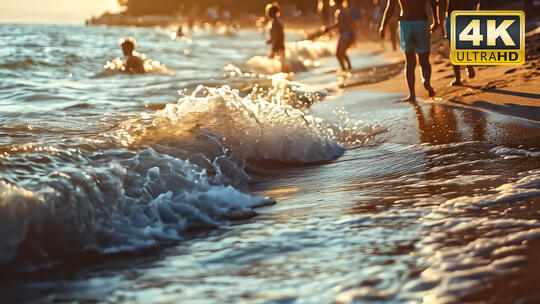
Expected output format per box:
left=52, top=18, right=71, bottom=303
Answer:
left=439, top=0, right=482, bottom=86
left=379, top=0, right=440, bottom=102
left=387, top=3, right=399, bottom=51
left=324, top=0, right=356, bottom=72
left=120, top=37, right=145, bottom=74
left=266, top=2, right=288, bottom=72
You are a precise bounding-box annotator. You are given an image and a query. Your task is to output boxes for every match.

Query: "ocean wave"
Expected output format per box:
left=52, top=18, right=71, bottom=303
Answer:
left=0, top=56, right=58, bottom=70
left=407, top=169, right=540, bottom=302
left=117, top=84, right=382, bottom=163
left=0, top=147, right=274, bottom=268
left=0, top=82, right=383, bottom=269
left=247, top=39, right=335, bottom=74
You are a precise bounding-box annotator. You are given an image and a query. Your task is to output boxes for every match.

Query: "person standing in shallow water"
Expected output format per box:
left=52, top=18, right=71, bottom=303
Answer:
left=176, top=24, right=184, bottom=38
left=266, top=2, right=288, bottom=72
left=324, top=0, right=355, bottom=72
left=120, top=37, right=144, bottom=74
left=439, top=0, right=482, bottom=86
left=380, top=0, right=440, bottom=102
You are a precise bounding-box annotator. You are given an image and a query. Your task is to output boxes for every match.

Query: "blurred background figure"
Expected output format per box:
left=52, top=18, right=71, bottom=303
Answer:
left=222, top=10, right=232, bottom=27
left=372, top=0, right=383, bottom=34
left=206, top=6, right=219, bottom=27
left=120, top=37, right=144, bottom=73
left=265, top=2, right=289, bottom=72
left=439, top=0, right=481, bottom=86
left=318, top=0, right=333, bottom=26
left=176, top=24, right=183, bottom=37
left=325, top=0, right=356, bottom=72
left=387, top=1, right=399, bottom=51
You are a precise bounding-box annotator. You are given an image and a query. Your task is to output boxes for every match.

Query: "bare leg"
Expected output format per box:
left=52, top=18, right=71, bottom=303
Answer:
left=419, top=53, right=435, bottom=97
left=344, top=54, right=351, bottom=71
left=337, top=37, right=354, bottom=72
left=402, top=52, right=417, bottom=102
left=336, top=41, right=347, bottom=71
left=466, top=65, right=475, bottom=78
left=450, top=65, right=462, bottom=86
left=336, top=54, right=346, bottom=71
left=391, top=32, right=397, bottom=51
left=450, top=65, right=474, bottom=86
left=278, top=50, right=290, bottom=73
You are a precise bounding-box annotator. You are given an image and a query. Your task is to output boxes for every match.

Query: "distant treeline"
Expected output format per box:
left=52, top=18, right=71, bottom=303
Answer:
left=117, top=0, right=320, bottom=16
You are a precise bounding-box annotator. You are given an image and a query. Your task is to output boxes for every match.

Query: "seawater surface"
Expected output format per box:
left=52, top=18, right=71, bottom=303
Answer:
left=0, top=24, right=539, bottom=303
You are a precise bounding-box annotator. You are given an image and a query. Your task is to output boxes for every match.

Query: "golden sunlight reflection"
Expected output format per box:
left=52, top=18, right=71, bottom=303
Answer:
left=1, top=0, right=121, bottom=23
left=264, top=187, right=300, bottom=199
left=103, top=54, right=171, bottom=74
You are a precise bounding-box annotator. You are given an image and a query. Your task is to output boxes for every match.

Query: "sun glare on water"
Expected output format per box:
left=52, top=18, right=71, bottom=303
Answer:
left=0, top=0, right=121, bottom=23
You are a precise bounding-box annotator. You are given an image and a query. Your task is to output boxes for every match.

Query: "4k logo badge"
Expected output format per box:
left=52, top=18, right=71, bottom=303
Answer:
left=450, top=11, right=525, bottom=65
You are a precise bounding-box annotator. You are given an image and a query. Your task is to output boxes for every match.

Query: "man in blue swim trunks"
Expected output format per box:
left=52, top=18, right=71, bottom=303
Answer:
left=439, top=0, right=482, bottom=86
left=379, top=0, right=440, bottom=102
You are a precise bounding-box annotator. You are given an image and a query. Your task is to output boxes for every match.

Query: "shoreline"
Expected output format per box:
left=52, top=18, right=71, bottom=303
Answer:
left=460, top=239, right=540, bottom=303
left=350, top=27, right=540, bottom=124
left=1, top=22, right=539, bottom=303
left=337, top=30, right=540, bottom=302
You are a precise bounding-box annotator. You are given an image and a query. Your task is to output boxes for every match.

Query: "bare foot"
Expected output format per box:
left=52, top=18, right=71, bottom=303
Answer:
left=467, top=66, right=475, bottom=79
left=424, top=84, right=435, bottom=97
left=398, top=95, right=416, bottom=102
left=448, top=79, right=462, bottom=87
left=338, top=70, right=352, bottom=77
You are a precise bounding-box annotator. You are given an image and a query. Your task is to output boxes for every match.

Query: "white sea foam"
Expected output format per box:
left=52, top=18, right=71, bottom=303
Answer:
left=0, top=78, right=386, bottom=268
left=490, top=146, right=540, bottom=158
left=407, top=169, right=540, bottom=302
left=0, top=181, right=43, bottom=264
left=0, top=148, right=274, bottom=267
left=138, top=85, right=348, bottom=163
left=247, top=39, right=335, bottom=74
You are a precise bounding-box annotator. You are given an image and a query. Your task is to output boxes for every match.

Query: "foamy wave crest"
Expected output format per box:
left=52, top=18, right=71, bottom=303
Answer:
left=0, top=147, right=274, bottom=268
left=490, top=146, right=540, bottom=159
left=247, top=39, right=335, bottom=74
left=405, top=169, right=540, bottom=302
left=143, top=85, right=345, bottom=163
left=0, top=84, right=382, bottom=268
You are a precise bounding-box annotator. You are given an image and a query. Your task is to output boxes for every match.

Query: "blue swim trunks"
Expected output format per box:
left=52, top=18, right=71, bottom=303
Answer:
left=399, top=20, right=430, bottom=54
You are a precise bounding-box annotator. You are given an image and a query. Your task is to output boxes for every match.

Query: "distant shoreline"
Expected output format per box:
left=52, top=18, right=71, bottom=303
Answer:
left=85, top=10, right=323, bottom=32
left=86, top=12, right=179, bottom=27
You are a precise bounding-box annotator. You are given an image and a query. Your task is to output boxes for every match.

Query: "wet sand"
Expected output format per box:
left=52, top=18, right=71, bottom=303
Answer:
left=359, top=26, right=540, bottom=123
left=341, top=27, right=540, bottom=302
left=461, top=241, right=540, bottom=303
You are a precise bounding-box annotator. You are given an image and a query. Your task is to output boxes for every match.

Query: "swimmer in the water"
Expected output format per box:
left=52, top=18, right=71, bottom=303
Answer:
left=120, top=37, right=145, bottom=74
left=324, top=0, right=355, bottom=72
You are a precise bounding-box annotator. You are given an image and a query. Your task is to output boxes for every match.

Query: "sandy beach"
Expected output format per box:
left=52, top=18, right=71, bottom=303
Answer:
left=358, top=26, right=540, bottom=123
left=1, top=2, right=539, bottom=302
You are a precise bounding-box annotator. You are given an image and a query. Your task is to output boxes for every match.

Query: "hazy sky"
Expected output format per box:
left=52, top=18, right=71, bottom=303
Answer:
left=0, top=0, right=121, bottom=24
